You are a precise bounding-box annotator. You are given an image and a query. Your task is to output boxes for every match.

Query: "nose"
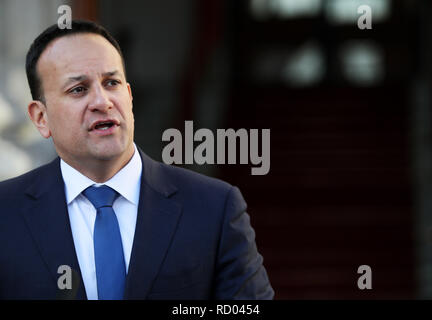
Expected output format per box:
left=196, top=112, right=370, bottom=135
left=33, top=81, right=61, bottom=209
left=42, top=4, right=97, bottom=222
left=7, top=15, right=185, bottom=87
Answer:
left=88, top=83, right=113, bottom=112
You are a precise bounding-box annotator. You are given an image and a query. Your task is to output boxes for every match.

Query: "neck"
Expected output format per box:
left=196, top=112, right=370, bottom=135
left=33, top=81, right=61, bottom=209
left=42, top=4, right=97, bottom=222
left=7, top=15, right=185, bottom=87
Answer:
left=60, top=145, right=135, bottom=183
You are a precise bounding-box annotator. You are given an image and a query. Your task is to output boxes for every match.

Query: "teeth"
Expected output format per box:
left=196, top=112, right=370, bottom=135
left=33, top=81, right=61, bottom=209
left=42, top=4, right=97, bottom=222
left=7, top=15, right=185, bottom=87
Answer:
left=95, top=121, right=113, bottom=130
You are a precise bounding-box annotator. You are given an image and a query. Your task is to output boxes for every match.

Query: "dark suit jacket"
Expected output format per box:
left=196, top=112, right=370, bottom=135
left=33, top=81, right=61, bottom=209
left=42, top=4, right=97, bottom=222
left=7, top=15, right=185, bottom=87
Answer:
left=0, top=148, right=274, bottom=300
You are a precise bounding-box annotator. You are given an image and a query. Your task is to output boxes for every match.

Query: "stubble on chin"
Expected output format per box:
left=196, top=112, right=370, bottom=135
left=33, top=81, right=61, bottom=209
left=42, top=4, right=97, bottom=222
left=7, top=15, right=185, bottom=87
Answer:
left=90, top=135, right=134, bottom=162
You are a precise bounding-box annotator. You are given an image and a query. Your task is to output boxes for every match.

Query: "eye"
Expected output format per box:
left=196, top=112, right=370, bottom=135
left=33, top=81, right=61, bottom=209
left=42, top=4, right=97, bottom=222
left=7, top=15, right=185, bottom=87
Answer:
left=105, top=79, right=120, bottom=87
left=69, top=86, right=87, bottom=94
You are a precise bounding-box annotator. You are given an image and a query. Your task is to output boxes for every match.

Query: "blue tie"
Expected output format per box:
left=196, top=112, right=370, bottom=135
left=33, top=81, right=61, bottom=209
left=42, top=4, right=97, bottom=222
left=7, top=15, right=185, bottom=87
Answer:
left=83, top=185, right=126, bottom=300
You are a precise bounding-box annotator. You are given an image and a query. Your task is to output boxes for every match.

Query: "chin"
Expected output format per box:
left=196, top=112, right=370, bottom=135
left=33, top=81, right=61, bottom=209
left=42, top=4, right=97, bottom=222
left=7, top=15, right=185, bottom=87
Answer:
left=92, top=149, right=123, bottom=161
left=91, top=141, right=133, bottom=161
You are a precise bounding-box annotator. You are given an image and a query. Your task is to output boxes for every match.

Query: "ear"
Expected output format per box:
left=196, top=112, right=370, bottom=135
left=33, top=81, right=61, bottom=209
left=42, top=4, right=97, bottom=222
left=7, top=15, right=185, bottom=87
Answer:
left=127, top=83, right=133, bottom=102
left=28, top=100, right=51, bottom=139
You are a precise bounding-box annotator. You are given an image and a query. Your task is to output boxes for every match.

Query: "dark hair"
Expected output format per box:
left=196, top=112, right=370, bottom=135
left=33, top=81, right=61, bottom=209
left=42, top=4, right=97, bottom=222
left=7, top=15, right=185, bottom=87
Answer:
left=25, top=20, right=126, bottom=102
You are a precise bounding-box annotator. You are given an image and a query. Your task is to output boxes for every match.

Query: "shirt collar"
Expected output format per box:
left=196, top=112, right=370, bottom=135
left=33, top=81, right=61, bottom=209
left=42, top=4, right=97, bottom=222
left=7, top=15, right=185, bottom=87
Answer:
left=60, top=143, right=142, bottom=205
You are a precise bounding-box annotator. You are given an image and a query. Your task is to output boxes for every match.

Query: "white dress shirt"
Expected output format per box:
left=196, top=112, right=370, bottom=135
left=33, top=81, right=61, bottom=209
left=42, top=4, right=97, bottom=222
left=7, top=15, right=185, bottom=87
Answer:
left=60, top=144, right=142, bottom=300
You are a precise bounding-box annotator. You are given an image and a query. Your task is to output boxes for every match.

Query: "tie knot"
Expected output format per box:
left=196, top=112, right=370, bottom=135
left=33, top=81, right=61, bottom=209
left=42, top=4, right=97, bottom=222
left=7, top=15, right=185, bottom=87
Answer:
left=83, top=185, right=119, bottom=209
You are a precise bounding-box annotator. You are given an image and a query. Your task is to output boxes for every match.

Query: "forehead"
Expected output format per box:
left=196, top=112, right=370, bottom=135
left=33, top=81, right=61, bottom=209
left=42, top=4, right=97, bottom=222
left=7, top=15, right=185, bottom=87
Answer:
left=37, top=33, right=124, bottom=79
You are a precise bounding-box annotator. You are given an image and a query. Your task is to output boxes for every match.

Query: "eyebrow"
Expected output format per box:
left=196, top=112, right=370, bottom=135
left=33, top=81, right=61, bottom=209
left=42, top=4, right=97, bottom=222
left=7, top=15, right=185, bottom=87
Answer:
left=62, top=70, right=120, bottom=89
left=102, top=70, right=119, bottom=77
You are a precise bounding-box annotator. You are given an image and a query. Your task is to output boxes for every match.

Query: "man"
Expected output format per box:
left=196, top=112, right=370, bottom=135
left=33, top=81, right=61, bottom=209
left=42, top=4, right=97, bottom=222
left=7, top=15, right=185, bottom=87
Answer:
left=0, top=20, right=274, bottom=300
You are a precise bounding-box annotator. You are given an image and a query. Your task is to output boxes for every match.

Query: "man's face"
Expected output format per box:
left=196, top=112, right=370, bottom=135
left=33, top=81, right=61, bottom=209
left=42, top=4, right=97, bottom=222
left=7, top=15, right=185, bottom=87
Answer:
left=35, top=33, right=134, bottom=165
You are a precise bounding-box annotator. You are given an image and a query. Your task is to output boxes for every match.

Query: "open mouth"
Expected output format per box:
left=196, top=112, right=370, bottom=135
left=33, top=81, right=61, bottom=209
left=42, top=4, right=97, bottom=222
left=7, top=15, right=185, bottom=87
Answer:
left=94, top=121, right=115, bottom=130
left=90, top=119, right=119, bottom=132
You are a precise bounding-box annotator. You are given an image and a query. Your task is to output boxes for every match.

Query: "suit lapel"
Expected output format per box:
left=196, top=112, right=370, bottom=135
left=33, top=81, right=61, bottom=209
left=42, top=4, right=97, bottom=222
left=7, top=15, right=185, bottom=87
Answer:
left=21, top=158, right=87, bottom=300
left=20, top=149, right=182, bottom=300
left=124, top=149, right=182, bottom=299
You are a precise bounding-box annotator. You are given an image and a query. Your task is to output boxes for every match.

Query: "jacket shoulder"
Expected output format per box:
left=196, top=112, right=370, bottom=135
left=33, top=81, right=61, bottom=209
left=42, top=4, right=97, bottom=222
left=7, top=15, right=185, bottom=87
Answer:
left=0, top=159, right=58, bottom=198
left=158, top=161, right=233, bottom=195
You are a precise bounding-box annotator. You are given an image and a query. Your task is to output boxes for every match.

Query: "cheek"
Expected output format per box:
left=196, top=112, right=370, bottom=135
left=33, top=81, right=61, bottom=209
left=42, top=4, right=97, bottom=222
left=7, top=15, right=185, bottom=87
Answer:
left=117, top=96, right=134, bottom=125
left=127, top=109, right=135, bottom=133
left=47, top=109, right=84, bottom=141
